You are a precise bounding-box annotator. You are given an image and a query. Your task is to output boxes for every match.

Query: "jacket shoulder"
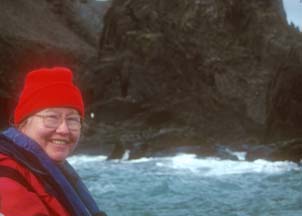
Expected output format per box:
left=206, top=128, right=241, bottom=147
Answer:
left=0, top=153, right=51, bottom=215
left=0, top=153, right=28, bottom=171
left=0, top=153, right=70, bottom=215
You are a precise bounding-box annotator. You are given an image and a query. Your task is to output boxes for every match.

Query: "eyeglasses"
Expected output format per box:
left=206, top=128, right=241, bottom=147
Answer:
left=34, top=114, right=82, bottom=131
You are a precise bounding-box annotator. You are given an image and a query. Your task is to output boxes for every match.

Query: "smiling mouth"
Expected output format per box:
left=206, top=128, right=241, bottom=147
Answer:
left=52, top=140, right=69, bottom=145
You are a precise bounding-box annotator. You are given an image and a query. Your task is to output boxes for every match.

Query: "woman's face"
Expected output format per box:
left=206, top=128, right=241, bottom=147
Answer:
left=20, top=107, right=82, bottom=162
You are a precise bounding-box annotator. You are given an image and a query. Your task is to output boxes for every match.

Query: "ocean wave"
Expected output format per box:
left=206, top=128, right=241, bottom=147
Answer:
left=157, top=153, right=301, bottom=176
left=68, top=154, right=107, bottom=165
left=68, top=153, right=301, bottom=176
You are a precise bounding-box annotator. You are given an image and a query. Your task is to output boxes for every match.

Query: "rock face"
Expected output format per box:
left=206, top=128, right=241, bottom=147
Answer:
left=1, top=0, right=302, bottom=162
left=86, top=0, right=302, bottom=161
left=0, top=0, right=110, bottom=127
left=266, top=48, right=302, bottom=141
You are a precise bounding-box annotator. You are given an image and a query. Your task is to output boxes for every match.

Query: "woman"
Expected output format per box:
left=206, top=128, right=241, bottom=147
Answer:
left=0, top=67, right=106, bottom=216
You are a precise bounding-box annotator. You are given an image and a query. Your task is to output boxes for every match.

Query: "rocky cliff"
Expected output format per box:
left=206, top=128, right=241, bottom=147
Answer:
left=0, top=0, right=110, bottom=126
left=86, top=0, right=302, bottom=161
left=1, top=0, right=302, bottom=161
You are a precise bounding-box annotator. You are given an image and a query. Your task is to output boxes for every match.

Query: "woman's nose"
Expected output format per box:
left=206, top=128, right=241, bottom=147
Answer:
left=55, top=119, right=70, bottom=134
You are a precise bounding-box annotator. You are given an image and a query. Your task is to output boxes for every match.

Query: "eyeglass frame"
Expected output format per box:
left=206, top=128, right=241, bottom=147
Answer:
left=34, top=113, right=82, bottom=131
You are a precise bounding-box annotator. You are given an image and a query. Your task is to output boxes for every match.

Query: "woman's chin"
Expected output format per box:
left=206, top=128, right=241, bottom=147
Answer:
left=48, top=150, right=70, bottom=162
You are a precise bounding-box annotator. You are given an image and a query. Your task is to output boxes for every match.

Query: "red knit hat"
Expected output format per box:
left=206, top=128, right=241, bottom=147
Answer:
left=14, top=67, right=84, bottom=124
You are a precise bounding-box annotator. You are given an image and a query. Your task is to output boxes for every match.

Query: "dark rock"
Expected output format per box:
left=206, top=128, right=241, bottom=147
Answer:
left=2, top=0, right=302, bottom=162
left=89, top=97, right=147, bottom=123
left=0, top=0, right=111, bottom=128
left=269, top=139, right=302, bottom=162
left=245, top=144, right=276, bottom=161
left=246, top=139, right=302, bottom=163
left=107, top=142, right=126, bottom=160
left=90, top=0, right=302, bottom=162
left=47, top=0, right=110, bottom=46
left=128, top=142, right=149, bottom=160
left=96, top=0, right=293, bottom=145
left=266, top=48, right=302, bottom=141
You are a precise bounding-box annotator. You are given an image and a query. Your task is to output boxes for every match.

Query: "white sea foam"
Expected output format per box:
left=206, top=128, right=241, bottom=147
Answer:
left=68, top=154, right=107, bottom=165
left=68, top=153, right=301, bottom=176
left=126, top=157, right=153, bottom=163
left=222, top=147, right=247, bottom=160
left=159, top=153, right=301, bottom=176
left=232, top=151, right=247, bottom=161
left=121, top=149, right=130, bottom=161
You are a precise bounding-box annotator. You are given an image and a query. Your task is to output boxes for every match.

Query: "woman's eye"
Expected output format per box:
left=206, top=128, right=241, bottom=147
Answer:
left=67, top=117, right=81, bottom=123
left=46, top=115, right=60, bottom=120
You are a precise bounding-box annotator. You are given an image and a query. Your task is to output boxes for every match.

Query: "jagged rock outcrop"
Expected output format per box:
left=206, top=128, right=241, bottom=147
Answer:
left=48, top=0, right=110, bottom=46
left=85, top=0, right=302, bottom=161
left=266, top=48, right=302, bottom=141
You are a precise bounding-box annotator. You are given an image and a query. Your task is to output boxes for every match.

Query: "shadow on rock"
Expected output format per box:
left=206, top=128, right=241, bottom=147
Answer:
left=246, top=139, right=302, bottom=163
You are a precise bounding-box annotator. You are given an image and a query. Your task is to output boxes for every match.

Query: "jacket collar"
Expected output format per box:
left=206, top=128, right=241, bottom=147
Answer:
left=3, top=127, right=46, bottom=157
left=1, top=127, right=96, bottom=216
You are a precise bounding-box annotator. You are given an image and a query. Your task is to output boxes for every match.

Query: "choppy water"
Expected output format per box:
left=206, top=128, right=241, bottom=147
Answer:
left=68, top=153, right=302, bottom=216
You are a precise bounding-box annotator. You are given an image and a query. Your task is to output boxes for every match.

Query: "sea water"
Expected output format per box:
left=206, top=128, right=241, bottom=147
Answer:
left=68, top=153, right=302, bottom=216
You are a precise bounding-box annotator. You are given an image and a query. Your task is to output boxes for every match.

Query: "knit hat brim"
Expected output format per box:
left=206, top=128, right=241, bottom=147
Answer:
left=14, top=67, right=84, bottom=124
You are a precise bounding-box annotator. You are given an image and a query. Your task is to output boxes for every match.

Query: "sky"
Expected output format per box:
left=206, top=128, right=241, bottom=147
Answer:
left=283, top=0, right=302, bottom=29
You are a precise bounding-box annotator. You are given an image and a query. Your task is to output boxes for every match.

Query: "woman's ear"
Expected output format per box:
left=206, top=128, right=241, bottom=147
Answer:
left=18, top=117, right=31, bottom=132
